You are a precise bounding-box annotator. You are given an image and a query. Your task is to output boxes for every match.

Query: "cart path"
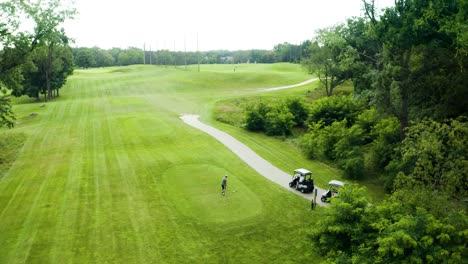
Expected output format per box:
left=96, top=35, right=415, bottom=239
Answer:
left=180, top=114, right=328, bottom=207
left=260, top=78, right=318, bottom=92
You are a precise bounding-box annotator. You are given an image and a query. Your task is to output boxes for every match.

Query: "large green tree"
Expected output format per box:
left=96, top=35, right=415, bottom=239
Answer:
left=302, top=26, right=353, bottom=96
left=22, top=44, right=74, bottom=100
left=364, top=0, right=468, bottom=139
left=0, top=0, right=75, bottom=127
left=22, top=0, right=76, bottom=101
left=0, top=2, right=30, bottom=128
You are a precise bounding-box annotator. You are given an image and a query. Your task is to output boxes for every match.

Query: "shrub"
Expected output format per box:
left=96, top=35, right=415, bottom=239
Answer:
left=334, top=125, right=366, bottom=179
left=285, top=97, right=309, bottom=127
left=264, top=104, right=296, bottom=136
left=307, top=95, right=363, bottom=128
left=244, top=101, right=270, bottom=131
left=301, top=119, right=348, bottom=160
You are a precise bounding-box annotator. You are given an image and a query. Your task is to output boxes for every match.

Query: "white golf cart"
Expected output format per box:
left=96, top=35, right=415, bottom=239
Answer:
left=289, top=168, right=314, bottom=193
left=320, top=180, right=344, bottom=202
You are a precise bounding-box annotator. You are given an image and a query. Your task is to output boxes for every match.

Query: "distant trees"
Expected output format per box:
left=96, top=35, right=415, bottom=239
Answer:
left=75, top=48, right=95, bottom=68
left=72, top=42, right=313, bottom=68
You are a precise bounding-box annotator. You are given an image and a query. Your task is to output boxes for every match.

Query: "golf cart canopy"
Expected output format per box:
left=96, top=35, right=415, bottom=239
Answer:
left=294, top=168, right=312, bottom=176
left=328, top=180, right=344, bottom=187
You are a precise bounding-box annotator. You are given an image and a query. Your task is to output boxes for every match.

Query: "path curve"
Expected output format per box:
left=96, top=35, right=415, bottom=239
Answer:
left=180, top=114, right=328, bottom=207
left=260, top=78, right=318, bottom=92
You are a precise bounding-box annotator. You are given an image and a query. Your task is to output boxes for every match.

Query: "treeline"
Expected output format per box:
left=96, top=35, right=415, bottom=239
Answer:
left=73, top=41, right=310, bottom=68
left=240, top=1, right=467, bottom=262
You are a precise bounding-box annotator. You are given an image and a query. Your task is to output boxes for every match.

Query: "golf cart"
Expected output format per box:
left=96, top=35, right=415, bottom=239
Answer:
left=321, top=180, right=344, bottom=202
left=289, top=168, right=314, bottom=193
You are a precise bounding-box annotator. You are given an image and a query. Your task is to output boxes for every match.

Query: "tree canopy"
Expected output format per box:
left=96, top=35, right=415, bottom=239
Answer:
left=0, top=0, right=75, bottom=127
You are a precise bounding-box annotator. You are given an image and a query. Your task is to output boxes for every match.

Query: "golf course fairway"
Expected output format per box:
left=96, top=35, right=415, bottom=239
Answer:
left=0, top=64, right=326, bottom=263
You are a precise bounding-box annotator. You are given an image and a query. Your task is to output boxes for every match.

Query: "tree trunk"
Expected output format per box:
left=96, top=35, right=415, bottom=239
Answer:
left=46, top=44, right=54, bottom=101
left=46, top=71, right=50, bottom=101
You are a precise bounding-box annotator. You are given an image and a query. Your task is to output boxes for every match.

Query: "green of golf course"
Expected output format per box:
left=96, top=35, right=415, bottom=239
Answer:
left=0, top=64, right=336, bottom=263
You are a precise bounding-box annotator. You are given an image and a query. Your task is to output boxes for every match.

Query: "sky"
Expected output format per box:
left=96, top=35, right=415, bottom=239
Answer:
left=63, top=0, right=394, bottom=51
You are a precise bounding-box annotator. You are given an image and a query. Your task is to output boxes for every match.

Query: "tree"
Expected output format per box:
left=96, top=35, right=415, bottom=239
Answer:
left=309, top=183, right=468, bottom=263
left=0, top=2, right=30, bottom=127
left=95, top=49, right=115, bottom=67
left=264, top=104, right=295, bottom=136
left=23, top=0, right=76, bottom=101
left=364, top=0, right=468, bottom=139
left=309, top=184, right=377, bottom=262
left=386, top=118, right=467, bottom=198
left=75, top=48, right=95, bottom=68
left=307, top=95, right=363, bottom=128
left=341, top=17, right=381, bottom=102
left=22, top=44, right=74, bottom=100
left=244, top=101, right=271, bottom=132
left=302, top=26, right=353, bottom=96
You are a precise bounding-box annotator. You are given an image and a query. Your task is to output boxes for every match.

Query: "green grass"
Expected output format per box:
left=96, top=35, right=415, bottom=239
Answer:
left=0, top=132, right=26, bottom=178
left=0, top=64, right=327, bottom=263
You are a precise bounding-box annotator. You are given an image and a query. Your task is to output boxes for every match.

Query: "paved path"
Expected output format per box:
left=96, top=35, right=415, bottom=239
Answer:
left=260, top=78, right=318, bottom=92
left=180, top=114, right=328, bottom=207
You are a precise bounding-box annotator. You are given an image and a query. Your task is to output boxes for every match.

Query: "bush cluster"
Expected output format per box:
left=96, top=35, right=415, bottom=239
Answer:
left=300, top=96, right=400, bottom=179
left=244, top=98, right=308, bottom=136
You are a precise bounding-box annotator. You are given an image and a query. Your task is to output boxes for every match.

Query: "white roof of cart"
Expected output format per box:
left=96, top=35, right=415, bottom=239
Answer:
left=328, top=180, right=344, bottom=187
left=294, top=168, right=312, bottom=175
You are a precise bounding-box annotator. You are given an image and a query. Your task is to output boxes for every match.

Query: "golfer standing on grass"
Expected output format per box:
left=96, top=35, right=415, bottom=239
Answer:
left=221, top=175, right=228, bottom=195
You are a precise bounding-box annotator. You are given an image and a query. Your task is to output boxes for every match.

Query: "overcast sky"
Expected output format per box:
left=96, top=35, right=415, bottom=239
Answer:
left=63, top=0, right=394, bottom=51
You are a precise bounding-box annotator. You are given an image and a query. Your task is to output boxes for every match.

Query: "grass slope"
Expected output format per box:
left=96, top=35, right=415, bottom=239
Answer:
left=0, top=64, right=322, bottom=263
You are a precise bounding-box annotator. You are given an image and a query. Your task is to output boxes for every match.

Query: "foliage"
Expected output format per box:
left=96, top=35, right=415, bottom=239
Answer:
left=302, top=25, right=354, bottom=96
left=285, top=97, right=309, bottom=127
left=21, top=44, right=74, bottom=100
left=0, top=95, right=15, bottom=128
left=310, top=184, right=468, bottom=264
left=362, top=0, right=468, bottom=138
left=302, top=98, right=400, bottom=180
left=307, top=95, right=363, bottom=128
left=264, top=104, right=296, bottom=136
left=334, top=125, right=366, bottom=179
left=386, top=118, right=467, bottom=197
left=244, top=100, right=271, bottom=131
left=309, top=184, right=377, bottom=262
left=72, top=41, right=313, bottom=68
left=75, top=48, right=96, bottom=68
left=0, top=0, right=75, bottom=127
left=244, top=97, right=309, bottom=136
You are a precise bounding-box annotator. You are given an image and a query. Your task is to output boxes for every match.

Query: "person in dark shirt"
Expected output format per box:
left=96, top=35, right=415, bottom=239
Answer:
left=221, top=175, right=228, bottom=195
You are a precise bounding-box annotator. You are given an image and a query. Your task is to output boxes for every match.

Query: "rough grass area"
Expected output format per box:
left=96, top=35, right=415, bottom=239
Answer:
left=0, top=132, right=26, bottom=178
